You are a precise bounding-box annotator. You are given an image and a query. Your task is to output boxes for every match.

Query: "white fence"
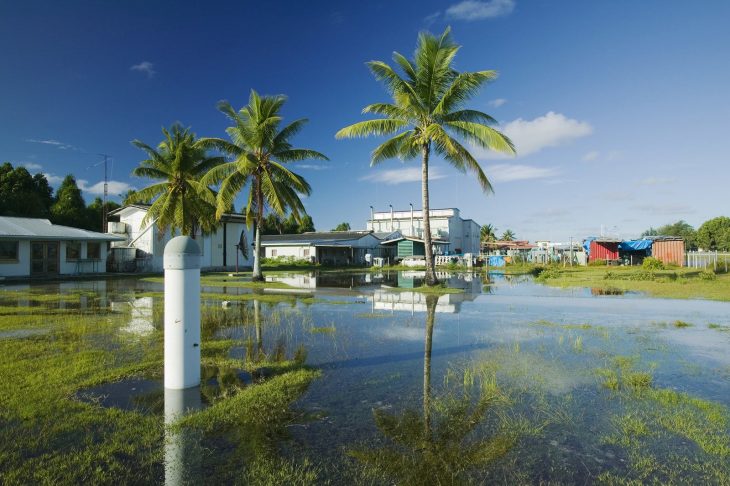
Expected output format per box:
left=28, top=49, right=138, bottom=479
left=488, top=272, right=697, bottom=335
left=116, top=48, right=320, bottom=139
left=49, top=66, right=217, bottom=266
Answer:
left=686, top=251, right=730, bottom=270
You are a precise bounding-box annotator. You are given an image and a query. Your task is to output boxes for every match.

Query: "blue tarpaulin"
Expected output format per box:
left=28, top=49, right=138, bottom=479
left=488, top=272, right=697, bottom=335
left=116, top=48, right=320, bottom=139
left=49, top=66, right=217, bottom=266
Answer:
left=488, top=255, right=506, bottom=267
left=583, top=237, right=596, bottom=256
left=618, top=240, right=653, bottom=252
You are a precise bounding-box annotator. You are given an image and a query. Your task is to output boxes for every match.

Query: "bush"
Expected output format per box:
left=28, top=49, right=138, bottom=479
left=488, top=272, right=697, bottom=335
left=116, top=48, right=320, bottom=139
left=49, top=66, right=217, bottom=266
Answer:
left=699, top=269, right=717, bottom=280
left=589, top=259, right=607, bottom=266
left=261, top=256, right=313, bottom=266
left=534, top=265, right=561, bottom=280
left=642, top=257, right=665, bottom=270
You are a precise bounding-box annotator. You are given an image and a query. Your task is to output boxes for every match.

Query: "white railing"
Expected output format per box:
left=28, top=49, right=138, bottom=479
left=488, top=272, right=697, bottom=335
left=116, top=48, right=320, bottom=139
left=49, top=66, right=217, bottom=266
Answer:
left=686, top=251, right=730, bottom=270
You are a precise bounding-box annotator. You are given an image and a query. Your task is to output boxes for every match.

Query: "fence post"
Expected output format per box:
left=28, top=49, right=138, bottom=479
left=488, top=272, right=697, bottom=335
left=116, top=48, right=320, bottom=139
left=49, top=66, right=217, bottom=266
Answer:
left=164, top=236, right=201, bottom=390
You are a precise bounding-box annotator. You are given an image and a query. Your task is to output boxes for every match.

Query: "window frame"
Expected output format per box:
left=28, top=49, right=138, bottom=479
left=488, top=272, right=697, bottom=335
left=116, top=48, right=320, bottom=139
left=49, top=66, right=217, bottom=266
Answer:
left=0, top=240, right=19, bottom=263
left=66, top=241, right=82, bottom=261
left=87, top=241, right=101, bottom=260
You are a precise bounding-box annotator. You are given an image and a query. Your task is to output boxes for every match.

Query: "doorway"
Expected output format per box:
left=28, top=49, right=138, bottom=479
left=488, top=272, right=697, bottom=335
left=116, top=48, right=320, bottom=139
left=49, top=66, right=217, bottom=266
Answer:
left=30, top=241, right=59, bottom=276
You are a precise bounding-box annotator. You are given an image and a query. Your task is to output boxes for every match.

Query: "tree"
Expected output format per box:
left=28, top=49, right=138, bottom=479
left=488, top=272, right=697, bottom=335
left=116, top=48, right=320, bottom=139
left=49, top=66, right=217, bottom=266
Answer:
left=697, top=217, right=730, bottom=251
left=336, top=28, right=514, bottom=285
left=480, top=223, right=497, bottom=242
left=0, top=162, right=54, bottom=218
left=500, top=229, right=515, bottom=241
left=199, top=90, right=328, bottom=281
left=50, top=175, right=87, bottom=228
left=128, top=124, right=224, bottom=236
left=642, top=220, right=697, bottom=250
left=297, top=214, right=315, bottom=233
left=332, top=222, right=351, bottom=231
left=86, top=197, right=120, bottom=233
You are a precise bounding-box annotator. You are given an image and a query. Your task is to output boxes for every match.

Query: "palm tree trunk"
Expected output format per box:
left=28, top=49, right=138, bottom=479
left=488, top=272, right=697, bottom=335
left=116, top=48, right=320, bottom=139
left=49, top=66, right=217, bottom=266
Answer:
left=252, top=178, right=264, bottom=281
left=423, top=294, right=437, bottom=439
left=421, top=143, right=438, bottom=285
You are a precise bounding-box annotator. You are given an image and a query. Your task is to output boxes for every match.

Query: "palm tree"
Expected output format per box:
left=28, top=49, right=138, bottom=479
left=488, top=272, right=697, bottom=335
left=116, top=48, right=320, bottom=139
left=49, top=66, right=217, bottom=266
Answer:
left=336, top=28, right=514, bottom=285
left=480, top=224, right=497, bottom=243
left=500, top=229, right=515, bottom=241
left=129, top=123, right=223, bottom=236
left=199, top=90, right=328, bottom=281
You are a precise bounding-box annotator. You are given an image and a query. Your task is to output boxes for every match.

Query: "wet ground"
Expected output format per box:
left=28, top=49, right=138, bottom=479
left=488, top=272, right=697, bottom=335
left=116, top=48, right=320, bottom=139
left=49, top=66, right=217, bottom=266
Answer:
left=1, top=270, right=729, bottom=484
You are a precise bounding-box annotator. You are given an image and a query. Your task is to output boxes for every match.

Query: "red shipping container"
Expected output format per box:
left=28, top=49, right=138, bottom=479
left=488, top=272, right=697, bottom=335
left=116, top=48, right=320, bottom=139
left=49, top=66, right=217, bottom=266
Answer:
left=652, top=239, right=685, bottom=266
left=590, top=240, right=620, bottom=262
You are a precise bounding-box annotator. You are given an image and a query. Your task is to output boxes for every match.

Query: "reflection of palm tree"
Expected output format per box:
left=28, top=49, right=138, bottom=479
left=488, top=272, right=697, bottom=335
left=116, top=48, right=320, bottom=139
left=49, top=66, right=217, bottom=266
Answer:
left=350, top=294, right=514, bottom=484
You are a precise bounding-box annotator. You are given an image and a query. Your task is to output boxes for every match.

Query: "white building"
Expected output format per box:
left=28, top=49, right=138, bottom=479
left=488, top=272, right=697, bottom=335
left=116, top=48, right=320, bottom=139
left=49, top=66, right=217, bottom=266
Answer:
left=0, top=216, right=124, bottom=278
left=107, top=205, right=254, bottom=272
left=366, top=207, right=481, bottom=254
left=261, top=231, right=391, bottom=266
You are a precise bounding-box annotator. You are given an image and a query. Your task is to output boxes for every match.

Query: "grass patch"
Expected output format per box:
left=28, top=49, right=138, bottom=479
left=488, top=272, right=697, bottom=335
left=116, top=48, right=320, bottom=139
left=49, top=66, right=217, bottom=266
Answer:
left=309, top=326, right=336, bottom=334
left=673, top=320, right=693, bottom=328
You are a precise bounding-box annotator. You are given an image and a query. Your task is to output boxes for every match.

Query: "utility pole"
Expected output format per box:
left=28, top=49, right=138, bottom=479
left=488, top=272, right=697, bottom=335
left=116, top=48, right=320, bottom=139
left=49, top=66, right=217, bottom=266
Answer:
left=98, top=154, right=110, bottom=232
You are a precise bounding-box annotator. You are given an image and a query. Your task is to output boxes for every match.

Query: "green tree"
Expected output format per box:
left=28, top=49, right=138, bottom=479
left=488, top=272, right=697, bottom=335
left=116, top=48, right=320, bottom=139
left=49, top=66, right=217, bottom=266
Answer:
left=480, top=223, right=497, bottom=242
left=50, top=175, right=88, bottom=228
left=297, top=214, right=315, bottom=233
left=336, top=28, right=514, bottom=285
left=500, top=229, right=515, bottom=241
left=199, top=90, right=328, bottom=281
left=332, top=222, right=350, bottom=231
left=642, top=220, right=697, bottom=250
left=0, top=163, right=54, bottom=218
left=86, top=197, right=120, bottom=233
left=697, top=217, right=730, bottom=251
left=128, top=124, right=224, bottom=236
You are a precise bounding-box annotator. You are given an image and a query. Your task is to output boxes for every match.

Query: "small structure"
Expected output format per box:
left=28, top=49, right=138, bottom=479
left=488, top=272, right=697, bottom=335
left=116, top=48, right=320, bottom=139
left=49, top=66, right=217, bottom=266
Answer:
left=379, top=235, right=450, bottom=261
left=261, top=231, right=386, bottom=266
left=107, top=204, right=254, bottom=272
left=650, top=237, right=685, bottom=267
left=0, top=216, right=124, bottom=278
left=585, top=237, right=621, bottom=263
left=618, top=239, right=653, bottom=265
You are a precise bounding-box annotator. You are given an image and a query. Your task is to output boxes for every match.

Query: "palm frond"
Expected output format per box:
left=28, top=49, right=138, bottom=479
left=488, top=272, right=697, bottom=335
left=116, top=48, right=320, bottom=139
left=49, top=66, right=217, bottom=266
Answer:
left=335, top=119, right=407, bottom=139
left=444, top=121, right=515, bottom=155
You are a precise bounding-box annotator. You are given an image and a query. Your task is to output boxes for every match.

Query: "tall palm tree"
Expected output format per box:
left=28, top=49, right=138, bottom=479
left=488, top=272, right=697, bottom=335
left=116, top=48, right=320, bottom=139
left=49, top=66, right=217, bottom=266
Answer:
left=199, top=90, right=328, bottom=281
left=480, top=224, right=498, bottom=243
left=129, top=123, right=224, bottom=236
left=500, top=229, right=515, bottom=241
left=336, top=28, right=515, bottom=285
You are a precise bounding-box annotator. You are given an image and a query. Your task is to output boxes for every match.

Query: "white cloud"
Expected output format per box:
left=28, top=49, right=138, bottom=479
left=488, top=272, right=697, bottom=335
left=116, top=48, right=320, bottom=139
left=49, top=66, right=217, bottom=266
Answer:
left=582, top=150, right=599, bottom=161
left=360, top=166, right=447, bottom=185
left=130, top=61, right=155, bottom=78
left=423, top=11, right=441, bottom=26
left=78, top=179, right=134, bottom=196
left=476, top=112, right=593, bottom=159
left=43, top=173, right=64, bottom=185
left=485, top=164, right=559, bottom=182
left=489, top=98, right=507, bottom=108
left=446, top=0, right=515, bottom=20
left=295, top=164, right=329, bottom=171
left=638, top=177, right=677, bottom=186
left=25, top=138, right=77, bottom=150
left=15, top=161, right=43, bottom=171
left=630, top=204, right=695, bottom=216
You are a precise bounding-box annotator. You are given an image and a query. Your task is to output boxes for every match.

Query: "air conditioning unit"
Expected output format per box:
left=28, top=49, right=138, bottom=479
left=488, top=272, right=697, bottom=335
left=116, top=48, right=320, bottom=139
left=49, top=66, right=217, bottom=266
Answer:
left=108, top=222, right=128, bottom=234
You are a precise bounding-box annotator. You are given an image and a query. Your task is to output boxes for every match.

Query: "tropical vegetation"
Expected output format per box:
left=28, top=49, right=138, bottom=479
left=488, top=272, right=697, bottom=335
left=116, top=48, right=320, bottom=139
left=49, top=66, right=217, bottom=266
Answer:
left=128, top=123, right=224, bottom=236
left=500, top=229, right=515, bottom=241
left=198, top=90, right=328, bottom=281
left=336, top=27, right=515, bottom=285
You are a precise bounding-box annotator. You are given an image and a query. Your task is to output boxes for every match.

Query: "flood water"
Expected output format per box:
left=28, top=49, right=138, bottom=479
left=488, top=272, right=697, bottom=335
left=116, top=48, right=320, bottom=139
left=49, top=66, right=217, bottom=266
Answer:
left=2, top=270, right=729, bottom=484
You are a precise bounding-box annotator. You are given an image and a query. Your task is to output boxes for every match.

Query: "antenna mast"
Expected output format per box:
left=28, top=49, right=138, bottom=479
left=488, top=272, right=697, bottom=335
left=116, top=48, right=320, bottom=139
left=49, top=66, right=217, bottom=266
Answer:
left=98, top=154, right=110, bottom=232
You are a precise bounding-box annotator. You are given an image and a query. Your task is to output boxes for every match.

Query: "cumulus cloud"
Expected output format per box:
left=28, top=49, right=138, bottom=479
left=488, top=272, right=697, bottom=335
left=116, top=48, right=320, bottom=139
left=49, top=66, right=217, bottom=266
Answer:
left=360, top=166, right=447, bottom=185
left=43, top=173, right=64, bottom=185
left=489, top=98, right=507, bottom=108
left=77, top=179, right=134, bottom=195
left=16, top=161, right=43, bottom=171
left=130, top=61, right=155, bottom=78
left=446, top=0, right=515, bottom=20
left=475, top=112, right=593, bottom=159
left=485, top=164, right=559, bottom=182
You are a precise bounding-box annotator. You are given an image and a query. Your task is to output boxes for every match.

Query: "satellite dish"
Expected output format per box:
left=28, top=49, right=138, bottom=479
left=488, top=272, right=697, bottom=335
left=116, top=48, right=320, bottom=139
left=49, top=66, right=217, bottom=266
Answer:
left=238, top=230, right=249, bottom=260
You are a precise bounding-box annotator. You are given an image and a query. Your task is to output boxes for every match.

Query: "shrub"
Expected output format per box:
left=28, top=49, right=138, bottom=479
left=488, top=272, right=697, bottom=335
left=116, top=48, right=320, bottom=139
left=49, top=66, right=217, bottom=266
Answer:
left=589, top=259, right=607, bottom=266
left=699, top=269, right=717, bottom=280
left=642, top=257, right=665, bottom=270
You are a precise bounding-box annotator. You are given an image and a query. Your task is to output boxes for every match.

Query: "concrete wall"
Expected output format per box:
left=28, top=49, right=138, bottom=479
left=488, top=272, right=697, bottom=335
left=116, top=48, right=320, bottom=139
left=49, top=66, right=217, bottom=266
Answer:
left=264, top=244, right=315, bottom=260
left=0, top=240, right=109, bottom=278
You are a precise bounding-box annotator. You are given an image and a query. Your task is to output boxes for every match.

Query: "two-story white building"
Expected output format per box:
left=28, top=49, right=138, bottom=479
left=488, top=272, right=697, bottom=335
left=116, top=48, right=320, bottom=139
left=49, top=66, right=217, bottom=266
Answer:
left=366, top=207, right=481, bottom=254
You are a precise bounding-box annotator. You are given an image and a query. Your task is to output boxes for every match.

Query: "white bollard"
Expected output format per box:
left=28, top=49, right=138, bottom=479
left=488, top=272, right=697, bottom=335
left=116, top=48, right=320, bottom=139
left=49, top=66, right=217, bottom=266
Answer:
left=164, top=236, right=201, bottom=390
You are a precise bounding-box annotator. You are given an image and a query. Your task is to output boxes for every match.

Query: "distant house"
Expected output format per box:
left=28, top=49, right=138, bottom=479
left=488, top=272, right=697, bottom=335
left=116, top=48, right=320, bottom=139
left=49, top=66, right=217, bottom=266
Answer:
left=107, top=205, right=254, bottom=272
left=366, top=207, right=481, bottom=254
left=0, top=216, right=124, bottom=278
left=379, top=235, right=450, bottom=261
left=585, top=237, right=621, bottom=263
left=261, top=231, right=388, bottom=266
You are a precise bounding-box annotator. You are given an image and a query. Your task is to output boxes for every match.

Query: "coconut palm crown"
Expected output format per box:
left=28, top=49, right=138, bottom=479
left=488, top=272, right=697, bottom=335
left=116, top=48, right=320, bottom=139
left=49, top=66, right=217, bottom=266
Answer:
left=336, top=27, right=515, bottom=285
left=199, top=90, right=328, bottom=280
left=129, top=123, right=224, bottom=236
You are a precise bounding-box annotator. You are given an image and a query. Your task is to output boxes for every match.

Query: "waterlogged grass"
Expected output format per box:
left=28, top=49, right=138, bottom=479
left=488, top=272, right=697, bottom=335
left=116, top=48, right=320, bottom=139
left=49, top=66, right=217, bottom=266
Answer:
left=527, top=264, right=730, bottom=301
left=141, top=274, right=294, bottom=289
left=0, top=286, right=323, bottom=484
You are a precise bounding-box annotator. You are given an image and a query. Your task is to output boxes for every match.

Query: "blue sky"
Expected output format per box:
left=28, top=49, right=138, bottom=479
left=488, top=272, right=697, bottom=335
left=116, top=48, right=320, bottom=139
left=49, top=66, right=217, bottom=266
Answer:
left=2, top=0, right=728, bottom=241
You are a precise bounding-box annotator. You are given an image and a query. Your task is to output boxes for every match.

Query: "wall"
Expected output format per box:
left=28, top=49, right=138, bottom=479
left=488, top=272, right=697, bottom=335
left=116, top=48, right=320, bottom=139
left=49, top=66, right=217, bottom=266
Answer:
left=590, top=241, right=619, bottom=261
left=264, top=245, right=314, bottom=261
left=653, top=240, right=685, bottom=267
left=60, top=241, right=109, bottom=275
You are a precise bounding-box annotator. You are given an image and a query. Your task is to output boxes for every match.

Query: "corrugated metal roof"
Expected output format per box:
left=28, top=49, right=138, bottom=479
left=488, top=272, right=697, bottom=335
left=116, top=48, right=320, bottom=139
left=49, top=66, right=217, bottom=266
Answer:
left=109, top=204, right=246, bottom=223
left=261, top=231, right=375, bottom=245
left=0, top=216, right=125, bottom=241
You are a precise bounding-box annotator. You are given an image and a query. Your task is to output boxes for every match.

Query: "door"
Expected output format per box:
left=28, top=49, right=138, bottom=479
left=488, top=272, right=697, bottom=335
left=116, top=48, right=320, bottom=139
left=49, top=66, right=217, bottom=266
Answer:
left=30, top=241, right=59, bottom=276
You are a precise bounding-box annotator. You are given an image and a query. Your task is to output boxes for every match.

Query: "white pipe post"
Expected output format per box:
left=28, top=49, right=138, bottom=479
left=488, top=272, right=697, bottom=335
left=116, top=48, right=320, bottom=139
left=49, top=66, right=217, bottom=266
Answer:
left=164, top=236, right=201, bottom=390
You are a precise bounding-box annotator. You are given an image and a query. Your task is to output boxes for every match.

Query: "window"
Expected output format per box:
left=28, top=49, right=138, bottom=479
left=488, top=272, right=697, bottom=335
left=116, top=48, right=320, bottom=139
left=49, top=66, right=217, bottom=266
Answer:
left=0, top=241, right=19, bottom=262
left=271, top=249, right=277, bottom=257
left=303, top=249, right=309, bottom=257
left=66, top=241, right=81, bottom=261
left=87, top=242, right=101, bottom=259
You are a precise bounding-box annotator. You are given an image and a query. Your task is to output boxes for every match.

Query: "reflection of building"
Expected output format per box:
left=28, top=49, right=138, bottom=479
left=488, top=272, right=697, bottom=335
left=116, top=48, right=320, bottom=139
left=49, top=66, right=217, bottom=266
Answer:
left=372, top=272, right=482, bottom=314
left=0, top=216, right=124, bottom=278
left=366, top=207, right=480, bottom=254
left=107, top=205, right=254, bottom=272
left=112, top=296, right=156, bottom=336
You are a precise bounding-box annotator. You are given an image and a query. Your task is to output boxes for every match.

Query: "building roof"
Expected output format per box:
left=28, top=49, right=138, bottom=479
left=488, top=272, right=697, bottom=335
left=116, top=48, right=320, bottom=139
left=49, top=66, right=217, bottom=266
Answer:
left=0, top=216, right=125, bottom=241
left=379, top=235, right=450, bottom=246
left=109, top=204, right=247, bottom=223
left=261, top=231, right=377, bottom=246
left=483, top=240, right=536, bottom=250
